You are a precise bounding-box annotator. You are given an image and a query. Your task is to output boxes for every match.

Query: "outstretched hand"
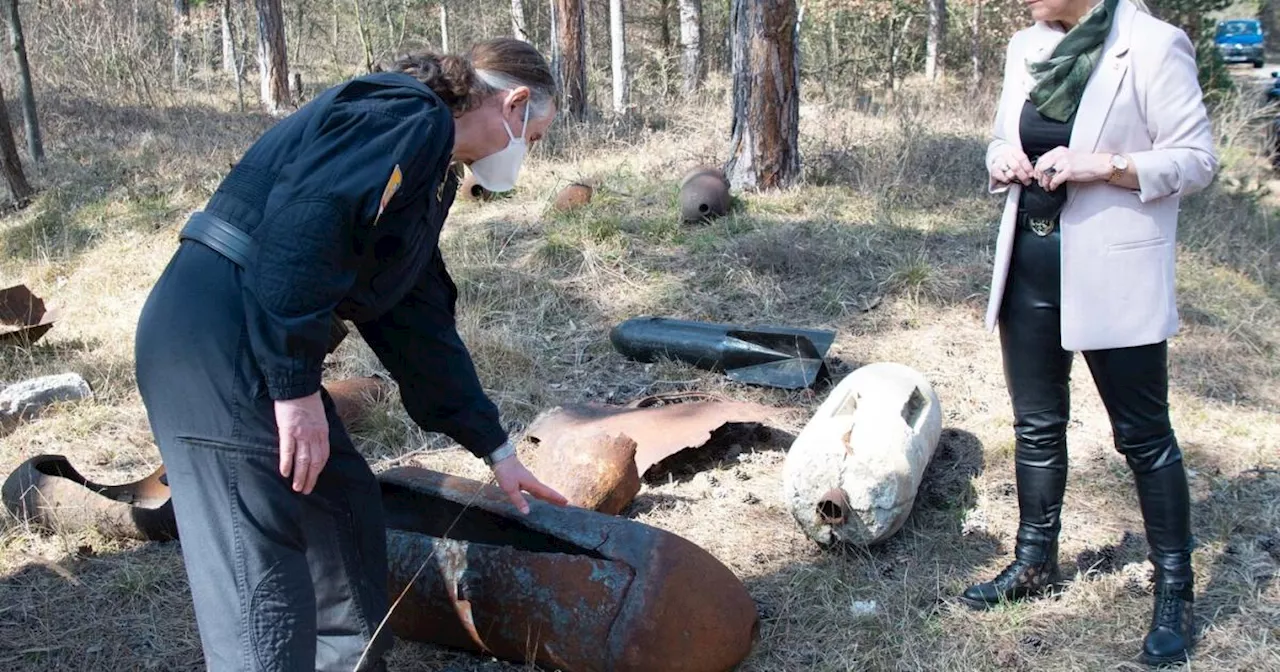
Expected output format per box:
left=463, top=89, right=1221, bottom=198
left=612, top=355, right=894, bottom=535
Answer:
left=491, top=455, right=569, bottom=514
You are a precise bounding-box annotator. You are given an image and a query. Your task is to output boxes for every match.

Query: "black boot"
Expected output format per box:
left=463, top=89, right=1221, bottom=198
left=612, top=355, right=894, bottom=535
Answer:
left=960, top=443, right=1067, bottom=610
left=1131, top=453, right=1196, bottom=666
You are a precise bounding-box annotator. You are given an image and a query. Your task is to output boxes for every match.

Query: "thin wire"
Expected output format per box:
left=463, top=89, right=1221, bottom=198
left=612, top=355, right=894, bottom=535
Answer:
left=351, top=475, right=491, bottom=672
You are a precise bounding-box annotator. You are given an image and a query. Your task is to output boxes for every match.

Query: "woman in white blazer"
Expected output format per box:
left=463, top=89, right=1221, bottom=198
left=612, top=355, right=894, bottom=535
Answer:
left=958, top=0, right=1217, bottom=666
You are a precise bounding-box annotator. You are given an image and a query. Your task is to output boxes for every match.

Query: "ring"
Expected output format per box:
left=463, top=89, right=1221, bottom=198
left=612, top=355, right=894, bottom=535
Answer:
left=1044, top=166, right=1058, bottom=177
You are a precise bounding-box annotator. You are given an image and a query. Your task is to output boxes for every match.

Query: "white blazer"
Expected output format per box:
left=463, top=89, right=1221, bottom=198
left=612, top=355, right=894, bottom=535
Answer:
left=983, top=0, right=1219, bottom=352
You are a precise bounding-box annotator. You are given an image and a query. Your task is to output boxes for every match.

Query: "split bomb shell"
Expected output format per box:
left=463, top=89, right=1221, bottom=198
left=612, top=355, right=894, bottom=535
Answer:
left=679, top=166, right=731, bottom=223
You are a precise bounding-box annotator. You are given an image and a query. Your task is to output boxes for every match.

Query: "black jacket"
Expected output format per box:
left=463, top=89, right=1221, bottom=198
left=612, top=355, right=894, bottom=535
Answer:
left=202, top=71, right=506, bottom=459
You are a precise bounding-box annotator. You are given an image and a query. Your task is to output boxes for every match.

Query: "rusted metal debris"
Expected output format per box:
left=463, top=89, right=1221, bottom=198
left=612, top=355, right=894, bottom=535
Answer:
left=379, top=466, right=760, bottom=672
left=1, top=455, right=178, bottom=541
left=679, top=166, right=731, bottom=223
left=610, top=315, right=837, bottom=390
left=459, top=169, right=494, bottom=202
left=526, top=433, right=640, bottom=515
left=552, top=182, right=593, bottom=212
left=0, top=376, right=393, bottom=541
left=0, top=284, right=60, bottom=347
left=524, top=392, right=788, bottom=513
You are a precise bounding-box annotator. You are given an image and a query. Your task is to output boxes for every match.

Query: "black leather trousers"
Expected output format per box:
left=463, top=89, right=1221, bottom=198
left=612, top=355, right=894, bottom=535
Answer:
left=997, top=220, right=1194, bottom=587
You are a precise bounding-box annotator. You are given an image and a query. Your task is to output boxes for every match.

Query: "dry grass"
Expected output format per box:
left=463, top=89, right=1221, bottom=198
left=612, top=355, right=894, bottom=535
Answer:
left=1, top=71, right=1278, bottom=671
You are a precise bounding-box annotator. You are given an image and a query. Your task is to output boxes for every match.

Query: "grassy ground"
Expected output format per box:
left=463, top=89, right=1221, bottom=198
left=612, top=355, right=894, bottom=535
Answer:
left=1, top=71, right=1278, bottom=671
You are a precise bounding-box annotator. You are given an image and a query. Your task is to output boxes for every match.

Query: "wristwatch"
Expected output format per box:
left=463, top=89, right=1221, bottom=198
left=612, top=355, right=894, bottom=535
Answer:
left=1107, top=154, right=1129, bottom=183
left=482, top=440, right=517, bottom=466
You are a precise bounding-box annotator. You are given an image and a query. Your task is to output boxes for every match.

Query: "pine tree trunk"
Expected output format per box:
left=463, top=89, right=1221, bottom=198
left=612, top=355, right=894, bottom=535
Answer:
left=255, top=0, right=290, bottom=113
left=658, top=0, right=672, bottom=58
left=511, top=0, right=529, bottom=40
left=439, top=1, right=449, bottom=51
left=926, top=0, right=944, bottom=80
left=0, top=80, right=31, bottom=205
left=725, top=0, right=799, bottom=191
left=971, top=0, right=981, bottom=88
left=610, top=0, right=627, bottom=112
left=554, top=0, right=587, bottom=120
left=2, top=0, right=41, bottom=164
left=678, top=0, right=702, bottom=93
left=173, top=0, right=190, bottom=86
left=222, top=0, right=236, bottom=72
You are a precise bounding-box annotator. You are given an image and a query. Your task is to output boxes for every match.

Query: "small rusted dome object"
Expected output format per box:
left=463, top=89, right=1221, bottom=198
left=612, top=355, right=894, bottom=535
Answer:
left=678, top=166, right=731, bottom=223
left=460, top=169, right=494, bottom=202
left=552, top=182, right=593, bottom=212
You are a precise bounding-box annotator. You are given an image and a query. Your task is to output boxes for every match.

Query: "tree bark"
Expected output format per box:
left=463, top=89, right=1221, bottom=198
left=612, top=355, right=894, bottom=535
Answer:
left=610, top=0, right=627, bottom=112
left=725, top=0, right=799, bottom=191
left=970, top=0, right=981, bottom=88
left=658, top=0, right=672, bottom=58
left=173, top=0, right=190, bottom=86
left=222, top=0, right=236, bottom=73
left=439, top=0, right=449, bottom=52
left=511, top=0, right=529, bottom=40
left=679, top=0, right=703, bottom=93
left=2, top=0, right=41, bottom=164
left=0, top=81, right=31, bottom=205
left=255, top=0, right=290, bottom=113
left=554, top=0, right=587, bottom=120
left=926, top=0, right=944, bottom=80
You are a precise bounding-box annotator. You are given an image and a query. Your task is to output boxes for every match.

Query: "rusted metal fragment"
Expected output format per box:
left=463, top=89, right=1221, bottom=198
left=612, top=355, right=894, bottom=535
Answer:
left=679, top=166, right=731, bottom=223
left=379, top=467, right=759, bottom=672
left=527, top=392, right=788, bottom=481
left=610, top=315, right=836, bottom=390
left=0, top=284, right=59, bottom=346
left=0, top=376, right=393, bottom=541
left=460, top=170, right=494, bottom=202
left=1, top=455, right=178, bottom=541
left=526, top=432, right=640, bottom=514
left=552, top=183, right=593, bottom=212
left=324, top=375, right=392, bottom=431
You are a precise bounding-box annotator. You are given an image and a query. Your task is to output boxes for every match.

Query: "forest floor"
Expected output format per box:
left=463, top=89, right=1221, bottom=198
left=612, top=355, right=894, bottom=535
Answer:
left=0, top=73, right=1277, bottom=671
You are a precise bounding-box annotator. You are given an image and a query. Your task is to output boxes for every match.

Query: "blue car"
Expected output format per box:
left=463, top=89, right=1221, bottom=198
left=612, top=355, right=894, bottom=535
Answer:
left=1217, top=19, right=1266, bottom=68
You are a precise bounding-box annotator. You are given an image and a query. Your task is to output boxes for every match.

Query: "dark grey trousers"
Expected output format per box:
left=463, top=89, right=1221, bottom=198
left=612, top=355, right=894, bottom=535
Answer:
left=135, top=241, right=393, bottom=671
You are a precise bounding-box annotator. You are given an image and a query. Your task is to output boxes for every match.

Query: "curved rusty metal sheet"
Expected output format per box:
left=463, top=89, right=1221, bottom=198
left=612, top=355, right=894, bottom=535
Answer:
left=379, top=467, right=760, bottom=672
left=526, top=392, right=790, bottom=482
left=526, top=432, right=640, bottom=515
left=0, top=284, right=59, bottom=347
left=1, top=454, right=177, bottom=541
left=1, top=376, right=393, bottom=541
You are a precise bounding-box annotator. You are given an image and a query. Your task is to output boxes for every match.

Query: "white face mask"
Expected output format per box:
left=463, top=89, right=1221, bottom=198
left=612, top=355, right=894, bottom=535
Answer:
left=468, top=97, right=531, bottom=193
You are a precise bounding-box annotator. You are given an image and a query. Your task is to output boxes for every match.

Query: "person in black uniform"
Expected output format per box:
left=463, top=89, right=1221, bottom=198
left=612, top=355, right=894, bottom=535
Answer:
left=134, top=38, right=568, bottom=671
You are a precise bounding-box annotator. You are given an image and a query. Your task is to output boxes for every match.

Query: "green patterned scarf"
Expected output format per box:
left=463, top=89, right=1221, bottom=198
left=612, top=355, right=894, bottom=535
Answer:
left=1027, top=0, right=1119, bottom=122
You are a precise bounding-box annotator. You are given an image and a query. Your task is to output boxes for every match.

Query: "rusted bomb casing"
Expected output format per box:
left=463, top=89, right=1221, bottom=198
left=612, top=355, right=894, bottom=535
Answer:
left=0, top=284, right=60, bottom=347
left=552, top=182, right=594, bottom=212
left=379, top=466, right=759, bottom=672
left=460, top=170, right=494, bottom=202
left=679, top=166, right=731, bottom=223
left=526, top=432, right=640, bottom=514
left=1, top=455, right=178, bottom=541
left=782, top=362, right=943, bottom=546
left=1, top=376, right=393, bottom=541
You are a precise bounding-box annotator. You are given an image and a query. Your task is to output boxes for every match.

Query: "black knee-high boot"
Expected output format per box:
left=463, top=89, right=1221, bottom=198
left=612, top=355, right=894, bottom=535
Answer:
left=960, top=442, right=1067, bottom=609
left=1130, top=440, right=1195, bottom=666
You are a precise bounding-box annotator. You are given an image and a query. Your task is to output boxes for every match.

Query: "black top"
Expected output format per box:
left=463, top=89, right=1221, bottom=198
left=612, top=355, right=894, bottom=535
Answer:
left=1017, top=99, right=1075, bottom=219
left=202, top=71, right=506, bottom=458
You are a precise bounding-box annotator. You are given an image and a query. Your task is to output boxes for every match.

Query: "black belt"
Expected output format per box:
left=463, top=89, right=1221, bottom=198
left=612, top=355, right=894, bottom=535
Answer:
left=179, top=211, right=350, bottom=354
left=1016, top=211, right=1058, bottom=236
